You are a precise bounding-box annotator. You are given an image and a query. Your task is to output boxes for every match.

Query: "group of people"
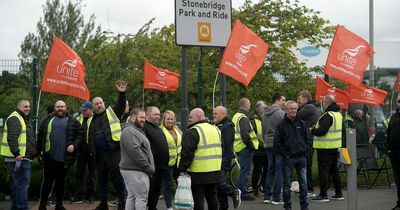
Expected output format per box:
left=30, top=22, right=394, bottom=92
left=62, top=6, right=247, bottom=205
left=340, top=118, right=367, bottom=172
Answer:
left=1, top=81, right=400, bottom=210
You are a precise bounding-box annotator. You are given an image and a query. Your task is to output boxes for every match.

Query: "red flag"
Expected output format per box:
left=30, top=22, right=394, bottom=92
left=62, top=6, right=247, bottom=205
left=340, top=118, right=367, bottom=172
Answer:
left=41, top=37, right=90, bottom=100
left=315, top=77, right=350, bottom=109
left=347, top=84, right=387, bottom=106
left=324, top=25, right=374, bottom=87
left=143, top=60, right=180, bottom=92
left=393, top=71, right=400, bottom=92
left=219, top=20, right=269, bottom=86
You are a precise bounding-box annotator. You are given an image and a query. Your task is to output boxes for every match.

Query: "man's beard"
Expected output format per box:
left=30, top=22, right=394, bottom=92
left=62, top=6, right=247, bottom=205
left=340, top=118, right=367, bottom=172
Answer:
left=134, top=120, right=144, bottom=128
left=56, top=110, right=67, bottom=117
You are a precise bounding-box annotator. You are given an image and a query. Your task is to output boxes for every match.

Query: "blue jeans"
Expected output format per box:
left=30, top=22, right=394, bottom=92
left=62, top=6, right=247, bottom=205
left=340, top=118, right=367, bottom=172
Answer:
left=163, top=167, right=178, bottom=208
left=6, top=160, right=32, bottom=210
left=283, top=155, right=308, bottom=210
left=264, top=148, right=283, bottom=201
left=236, top=148, right=253, bottom=197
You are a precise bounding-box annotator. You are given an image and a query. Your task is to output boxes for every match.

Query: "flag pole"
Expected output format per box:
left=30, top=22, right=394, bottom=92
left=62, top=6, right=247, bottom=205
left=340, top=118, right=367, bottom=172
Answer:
left=212, top=71, right=220, bottom=109
left=35, top=90, right=42, bottom=134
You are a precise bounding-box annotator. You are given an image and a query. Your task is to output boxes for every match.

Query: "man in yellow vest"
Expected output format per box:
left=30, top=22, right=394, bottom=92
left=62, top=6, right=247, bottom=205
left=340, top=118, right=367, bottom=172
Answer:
left=232, top=98, right=259, bottom=201
left=179, top=108, right=222, bottom=210
left=1, top=99, right=37, bottom=210
left=71, top=101, right=97, bottom=204
left=88, top=80, right=127, bottom=210
left=249, top=100, right=267, bottom=197
left=311, top=95, right=343, bottom=203
left=37, top=100, right=83, bottom=210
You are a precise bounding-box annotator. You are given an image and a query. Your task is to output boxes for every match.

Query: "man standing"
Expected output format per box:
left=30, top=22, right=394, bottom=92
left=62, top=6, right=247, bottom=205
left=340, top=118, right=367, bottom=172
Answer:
left=249, top=100, right=268, bottom=197
left=263, top=92, right=286, bottom=204
left=88, top=80, right=127, bottom=210
left=71, top=101, right=97, bottom=204
left=213, top=106, right=241, bottom=210
left=274, top=101, right=310, bottom=210
left=297, top=90, right=321, bottom=196
left=143, top=106, right=169, bottom=210
left=37, top=100, right=83, bottom=210
left=311, top=95, right=343, bottom=202
left=120, top=108, right=155, bottom=210
left=1, top=99, right=37, bottom=210
left=179, top=108, right=222, bottom=210
left=386, top=95, right=400, bottom=210
left=232, top=98, right=259, bottom=201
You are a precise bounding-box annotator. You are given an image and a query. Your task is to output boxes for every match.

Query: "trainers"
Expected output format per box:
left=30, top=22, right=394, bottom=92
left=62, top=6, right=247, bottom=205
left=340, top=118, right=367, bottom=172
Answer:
left=94, top=202, right=109, bottom=210
left=263, top=196, right=271, bottom=203
left=109, top=199, right=118, bottom=207
left=232, top=189, right=241, bottom=209
left=330, top=194, right=344, bottom=201
left=271, top=200, right=284, bottom=205
left=311, top=195, right=329, bottom=203
left=88, top=197, right=96, bottom=204
left=241, top=195, right=255, bottom=201
left=307, top=191, right=316, bottom=197
left=47, top=197, right=56, bottom=206
left=70, top=196, right=83, bottom=204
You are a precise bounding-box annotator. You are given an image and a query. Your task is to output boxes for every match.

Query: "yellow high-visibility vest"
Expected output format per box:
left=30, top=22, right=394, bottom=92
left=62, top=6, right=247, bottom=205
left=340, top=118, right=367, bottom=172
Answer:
left=161, top=126, right=182, bottom=166
left=87, top=106, right=121, bottom=142
left=187, top=123, right=222, bottom=173
left=254, top=117, right=265, bottom=148
left=1, top=111, right=27, bottom=157
left=232, top=113, right=259, bottom=153
left=313, top=111, right=343, bottom=149
left=77, top=114, right=83, bottom=125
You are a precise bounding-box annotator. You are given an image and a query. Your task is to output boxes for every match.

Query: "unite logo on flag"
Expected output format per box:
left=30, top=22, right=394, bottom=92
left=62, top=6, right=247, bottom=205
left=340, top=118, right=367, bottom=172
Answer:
left=41, top=37, right=90, bottom=101
left=143, top=60, right=180, bottom=92
left=324, top=25, right=374, bottom=87
left=315, top=76, right=350, bottom=109
left=346, top=84, right=387, bottom=106
left=219, top=20, right=269, bottom=86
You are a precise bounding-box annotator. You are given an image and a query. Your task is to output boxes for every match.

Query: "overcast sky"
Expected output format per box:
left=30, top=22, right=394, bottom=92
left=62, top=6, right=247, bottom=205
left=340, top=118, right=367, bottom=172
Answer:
left=0, top=0, right=399, bottom=67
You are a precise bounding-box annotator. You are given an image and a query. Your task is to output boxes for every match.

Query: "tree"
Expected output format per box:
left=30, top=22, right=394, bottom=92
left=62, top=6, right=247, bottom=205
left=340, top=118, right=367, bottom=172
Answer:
left=19, top=0, right=97, bottom=74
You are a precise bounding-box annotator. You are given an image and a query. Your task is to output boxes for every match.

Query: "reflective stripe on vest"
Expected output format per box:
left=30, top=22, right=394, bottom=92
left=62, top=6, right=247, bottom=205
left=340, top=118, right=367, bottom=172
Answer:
left=87, top=106, right=122, bottom=142
left=1, top=111, right=27, bottom=157
left=187, top=123, right=222, bottom=173
left=254, top=117, right=265, bottom=148
left=313, top=111, right=343, bottom=149
left=161, top=126, right=182, bottom=166
left=77, top=115, right=83, bottom=125
left=232, top=113, right=259, bottom=153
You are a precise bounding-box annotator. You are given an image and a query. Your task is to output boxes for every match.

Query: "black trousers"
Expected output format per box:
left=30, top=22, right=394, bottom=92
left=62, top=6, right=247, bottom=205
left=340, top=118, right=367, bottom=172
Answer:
left=389, top=152, right=400, bottom=205
left=217, top=169, right=234, bottom=210
left=192, top=183, right=218, bottom=210
left=252, top=153, right=268, bottom=191
left=75, top=150, right=97, bottom=199
left=306, top=149, right=314, bottom=192
left=317, top=149, right=342, bottom=197
left=147, top=168, right=166, bottom=210
left=39, top=157, right=69, bottom=207
left=97, top=150, right=126, bottom=204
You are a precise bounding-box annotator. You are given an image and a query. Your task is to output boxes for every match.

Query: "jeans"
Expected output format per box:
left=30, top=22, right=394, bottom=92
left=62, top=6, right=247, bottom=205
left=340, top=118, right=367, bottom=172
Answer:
left=283, top=155, right=308, bottom=210
left=236, top=148, right=253, bottom=197
left=264, top=148, right=283, bottom=201
left=75, top=151, right=97, bottom=199
left=148, top=169, right=166, bottom=210
left=306, top=149, right=314, bottom=192
left=6, top=160, right=32, bottom=210
left=192, top=183, right=218, bottom=210
left=251, top=151, right=268, bottom=191
left=389, top=152, right=400, bottom=205
left=162, top=167, right=178, bottom=208
left=217, top=169, right=234, bottom=210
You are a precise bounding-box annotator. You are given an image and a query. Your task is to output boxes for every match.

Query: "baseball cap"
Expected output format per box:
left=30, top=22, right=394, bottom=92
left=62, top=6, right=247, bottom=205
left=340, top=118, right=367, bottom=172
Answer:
left=80, top=101, right=93, bottom=111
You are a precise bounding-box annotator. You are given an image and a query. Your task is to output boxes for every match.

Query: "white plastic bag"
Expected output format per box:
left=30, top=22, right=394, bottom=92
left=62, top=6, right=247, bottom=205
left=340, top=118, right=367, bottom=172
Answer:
left=290, top=181, right=300, bottom=193
left=175, top=174, right=194, bottom=209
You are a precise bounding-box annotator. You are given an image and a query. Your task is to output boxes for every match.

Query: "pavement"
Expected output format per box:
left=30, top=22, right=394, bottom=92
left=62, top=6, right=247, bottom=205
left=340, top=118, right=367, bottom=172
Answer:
left=0, top=186, right=397, bottom=210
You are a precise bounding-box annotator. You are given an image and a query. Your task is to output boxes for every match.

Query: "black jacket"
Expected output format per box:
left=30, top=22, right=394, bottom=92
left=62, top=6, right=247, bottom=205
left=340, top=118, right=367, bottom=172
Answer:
left=87, top=91, right=126, bottom=155
left=311, top=103, right=341, bottom=137
left=216, top=117, right=234, bottom=171
left=143, top=120, right=169, bottom=169
left=387, top=108, right=400, bottom=154
left=5, top=109, right=37, bottom=159
left=178, top=120, right=220, bottom=185
left=297, top=100, right=322, bottom=128
left=37, top=114, right=83, bottom=167
left=274, top=114, right=310, bottom=158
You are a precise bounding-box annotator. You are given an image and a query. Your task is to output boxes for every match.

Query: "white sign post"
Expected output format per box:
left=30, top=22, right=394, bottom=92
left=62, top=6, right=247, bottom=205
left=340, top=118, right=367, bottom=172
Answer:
left=175, top=0, right=232, bottom=47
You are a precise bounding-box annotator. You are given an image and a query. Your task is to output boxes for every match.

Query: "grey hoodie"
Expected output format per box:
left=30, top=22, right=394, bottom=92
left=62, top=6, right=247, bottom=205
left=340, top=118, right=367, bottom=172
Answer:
left=262, top=104, right=285, bottom=148
left=119, top=122, right=155, bottom=176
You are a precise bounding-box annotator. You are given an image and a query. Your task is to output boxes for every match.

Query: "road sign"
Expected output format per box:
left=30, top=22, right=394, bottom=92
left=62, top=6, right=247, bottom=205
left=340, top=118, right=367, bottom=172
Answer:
left=175, top=0, right=232, bottom=47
